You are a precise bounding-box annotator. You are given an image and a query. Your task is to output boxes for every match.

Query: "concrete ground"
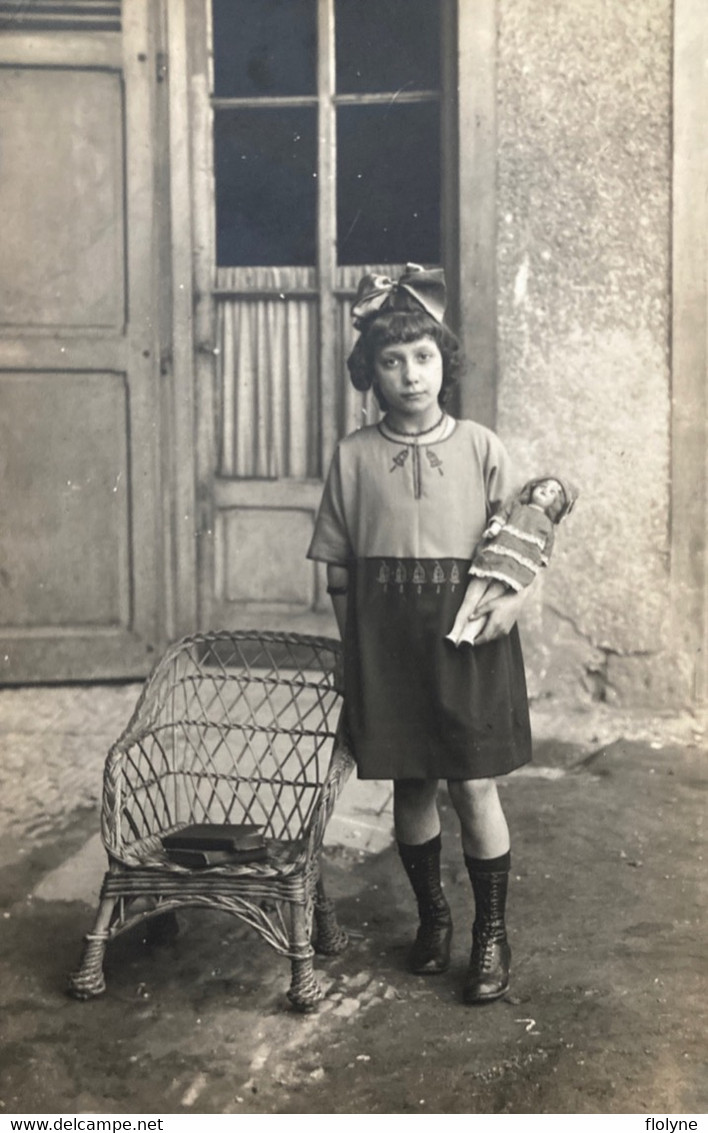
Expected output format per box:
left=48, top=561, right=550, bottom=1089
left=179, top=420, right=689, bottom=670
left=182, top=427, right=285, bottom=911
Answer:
left=0, top=684, right=706, bottom=1115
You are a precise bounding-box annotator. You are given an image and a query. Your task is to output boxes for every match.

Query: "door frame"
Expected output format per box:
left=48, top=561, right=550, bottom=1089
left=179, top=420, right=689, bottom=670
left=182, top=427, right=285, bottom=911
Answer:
left=671, top=0, right=708, bottom=703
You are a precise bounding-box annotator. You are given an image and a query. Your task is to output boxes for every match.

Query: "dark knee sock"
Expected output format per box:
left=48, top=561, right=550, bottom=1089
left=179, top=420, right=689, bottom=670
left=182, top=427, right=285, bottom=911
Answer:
left=464, top=850, right=511, bottom=874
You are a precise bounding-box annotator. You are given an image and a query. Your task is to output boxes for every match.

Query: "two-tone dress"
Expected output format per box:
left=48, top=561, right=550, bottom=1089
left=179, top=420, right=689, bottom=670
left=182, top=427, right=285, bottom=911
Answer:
left=307, top=418, right=532, bottom=781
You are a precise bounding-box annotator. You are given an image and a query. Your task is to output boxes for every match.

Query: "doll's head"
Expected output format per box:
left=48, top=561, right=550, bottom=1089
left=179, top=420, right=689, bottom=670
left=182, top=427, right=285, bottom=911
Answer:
left=519, top=476, right=578, bottom=523
left=346, top=264, right=464, bottom=410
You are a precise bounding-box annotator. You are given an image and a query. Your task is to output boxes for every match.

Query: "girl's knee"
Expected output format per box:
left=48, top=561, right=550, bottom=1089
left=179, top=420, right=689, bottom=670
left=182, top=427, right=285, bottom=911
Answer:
left=447, top=777, right=499, bottom=808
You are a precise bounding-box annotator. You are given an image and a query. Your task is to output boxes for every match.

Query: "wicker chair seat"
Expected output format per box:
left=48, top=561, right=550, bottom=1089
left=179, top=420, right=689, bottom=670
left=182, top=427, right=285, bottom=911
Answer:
left=68, top=631, right=354, bottom=1012
left=112, top=832, right=308, bottom=876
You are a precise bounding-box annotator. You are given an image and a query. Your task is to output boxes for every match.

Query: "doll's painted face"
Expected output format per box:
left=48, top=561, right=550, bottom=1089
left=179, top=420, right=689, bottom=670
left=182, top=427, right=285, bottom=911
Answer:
left=531, top=479, right=565, bottom=516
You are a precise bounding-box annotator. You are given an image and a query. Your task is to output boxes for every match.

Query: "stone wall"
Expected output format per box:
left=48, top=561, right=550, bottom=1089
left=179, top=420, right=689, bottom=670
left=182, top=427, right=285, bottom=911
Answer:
left=494, top=0, right=675, bottom=706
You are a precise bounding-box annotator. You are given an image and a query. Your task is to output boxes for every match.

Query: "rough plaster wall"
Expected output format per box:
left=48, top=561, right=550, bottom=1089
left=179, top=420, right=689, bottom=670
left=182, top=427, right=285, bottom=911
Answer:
left=495, top=0, right=672, bottom=704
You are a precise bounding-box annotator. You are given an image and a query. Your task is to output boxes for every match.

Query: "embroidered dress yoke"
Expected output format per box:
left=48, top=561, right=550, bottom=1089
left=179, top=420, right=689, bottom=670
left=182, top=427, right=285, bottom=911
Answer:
left=307, top=419, right=532, bottom=780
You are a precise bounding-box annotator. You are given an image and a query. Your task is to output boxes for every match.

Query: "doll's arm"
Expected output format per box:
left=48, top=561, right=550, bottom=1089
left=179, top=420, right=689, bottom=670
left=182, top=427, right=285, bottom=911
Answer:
left=483, top=495, right=517, bottom=541
left=482, top=515, right=506, bottom=541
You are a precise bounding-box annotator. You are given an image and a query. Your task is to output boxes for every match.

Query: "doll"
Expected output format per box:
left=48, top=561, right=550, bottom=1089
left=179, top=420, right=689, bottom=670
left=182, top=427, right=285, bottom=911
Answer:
left=446, top=475, right=577, bottom=647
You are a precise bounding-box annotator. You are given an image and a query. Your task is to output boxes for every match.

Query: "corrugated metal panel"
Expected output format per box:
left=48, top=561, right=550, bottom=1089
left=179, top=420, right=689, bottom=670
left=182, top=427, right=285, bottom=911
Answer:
left=0, top=1, right=121, bottom=32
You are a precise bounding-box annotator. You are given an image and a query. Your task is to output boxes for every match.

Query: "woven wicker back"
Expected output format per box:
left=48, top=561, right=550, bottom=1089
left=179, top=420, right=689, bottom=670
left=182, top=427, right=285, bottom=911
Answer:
left=108, top=632, right=342, bottom=849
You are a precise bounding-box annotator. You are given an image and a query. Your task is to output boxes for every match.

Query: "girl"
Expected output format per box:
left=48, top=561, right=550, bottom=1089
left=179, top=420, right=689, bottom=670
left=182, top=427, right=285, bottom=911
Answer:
left=308, top=264, right=534, bottom=1004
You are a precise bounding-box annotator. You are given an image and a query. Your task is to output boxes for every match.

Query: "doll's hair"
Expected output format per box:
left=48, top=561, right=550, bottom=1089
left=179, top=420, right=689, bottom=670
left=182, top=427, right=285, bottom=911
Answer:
left=517, top=476, right=578, bottom=524
left=346, top=308, right=464, bottom=411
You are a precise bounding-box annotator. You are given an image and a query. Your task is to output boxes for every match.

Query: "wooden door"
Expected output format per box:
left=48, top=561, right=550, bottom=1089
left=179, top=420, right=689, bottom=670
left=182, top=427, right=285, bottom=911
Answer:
left=0, top=1, right=163, bottom=681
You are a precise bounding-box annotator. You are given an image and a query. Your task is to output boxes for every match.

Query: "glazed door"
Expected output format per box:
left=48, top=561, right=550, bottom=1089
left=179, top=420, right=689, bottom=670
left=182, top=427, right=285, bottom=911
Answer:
left=198, top=0, right=447, bottom=633
left=0, top=1, right=164, bottom=681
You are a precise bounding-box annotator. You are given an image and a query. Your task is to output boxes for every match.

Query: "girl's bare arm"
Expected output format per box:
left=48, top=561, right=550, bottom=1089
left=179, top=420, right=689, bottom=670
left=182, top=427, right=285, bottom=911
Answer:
left=326, top=563, right=349, bottom=639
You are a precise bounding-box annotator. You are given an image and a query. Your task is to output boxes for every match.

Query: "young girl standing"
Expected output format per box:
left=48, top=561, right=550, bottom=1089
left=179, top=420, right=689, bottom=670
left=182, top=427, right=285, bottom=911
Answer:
left=308, top=265, right=533, bottom=1004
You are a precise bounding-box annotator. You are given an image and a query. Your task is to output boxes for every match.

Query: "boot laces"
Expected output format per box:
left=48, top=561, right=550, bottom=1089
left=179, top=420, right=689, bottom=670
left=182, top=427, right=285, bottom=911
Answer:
left=474, top=925, right=506, bottom=970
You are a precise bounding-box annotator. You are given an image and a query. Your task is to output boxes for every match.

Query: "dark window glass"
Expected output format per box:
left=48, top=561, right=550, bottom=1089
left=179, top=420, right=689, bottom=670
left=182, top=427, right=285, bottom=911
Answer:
left=335, top=0, right=440, bottom=94
left=337, top=103, right=440, bottom=265
left=215, top=109, right=317, bottom=266
left=212, top=0, right=317, bottom=98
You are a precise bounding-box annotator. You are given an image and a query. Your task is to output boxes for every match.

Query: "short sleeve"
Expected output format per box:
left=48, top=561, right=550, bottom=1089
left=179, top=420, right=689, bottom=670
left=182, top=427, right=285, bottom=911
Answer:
left=307, top=446, right=353, bottom=565
left=483, top=431, right=521, bottom=520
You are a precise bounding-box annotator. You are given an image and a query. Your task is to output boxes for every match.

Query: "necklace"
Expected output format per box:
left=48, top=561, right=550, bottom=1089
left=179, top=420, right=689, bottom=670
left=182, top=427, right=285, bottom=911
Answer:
left=382, top=411, right=446, bottom=439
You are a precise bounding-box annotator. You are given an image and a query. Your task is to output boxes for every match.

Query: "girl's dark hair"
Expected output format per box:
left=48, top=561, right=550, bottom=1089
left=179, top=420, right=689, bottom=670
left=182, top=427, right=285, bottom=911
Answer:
left=346, top=308, right=464, bottom=411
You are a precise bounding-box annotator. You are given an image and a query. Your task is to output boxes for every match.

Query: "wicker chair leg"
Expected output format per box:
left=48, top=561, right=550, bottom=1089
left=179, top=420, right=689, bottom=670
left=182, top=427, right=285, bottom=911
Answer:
left=313, top=876, right=348, bottom=956
left=68, top=891, right=117, bottom=1000
left=286, top=902, right=323, bottom=1013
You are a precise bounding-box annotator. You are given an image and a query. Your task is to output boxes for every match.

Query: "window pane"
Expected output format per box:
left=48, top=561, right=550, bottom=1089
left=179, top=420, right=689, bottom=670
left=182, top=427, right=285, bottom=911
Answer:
left=215, top=109, right=317, bottom=266
left=335, top=0, right=440, bottom=94
left=212, top=0, right=317, bottom=98
left=337, top=103, right=440, bottom=265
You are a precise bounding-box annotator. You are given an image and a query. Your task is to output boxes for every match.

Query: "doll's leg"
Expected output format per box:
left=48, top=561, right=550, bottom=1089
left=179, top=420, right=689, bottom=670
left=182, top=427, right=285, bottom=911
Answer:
left=394, top=779, right=452, bottom=975
left=445, top=578, right=491, bottom=645
left=447, top=778, right=511, bottom=1004
left=452, top=580, right=511, bottom=646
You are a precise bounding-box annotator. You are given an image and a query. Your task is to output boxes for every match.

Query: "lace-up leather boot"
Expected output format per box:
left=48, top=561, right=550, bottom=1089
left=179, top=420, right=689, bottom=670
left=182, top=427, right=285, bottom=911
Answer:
left=397, top=834, right=453, bottom=974
left=463, top=855, right=511, bottom=1004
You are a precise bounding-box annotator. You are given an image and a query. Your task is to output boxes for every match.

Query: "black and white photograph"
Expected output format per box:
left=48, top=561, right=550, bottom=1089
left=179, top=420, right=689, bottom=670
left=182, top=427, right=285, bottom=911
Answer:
left=0, top=0, right=705, bottom=1121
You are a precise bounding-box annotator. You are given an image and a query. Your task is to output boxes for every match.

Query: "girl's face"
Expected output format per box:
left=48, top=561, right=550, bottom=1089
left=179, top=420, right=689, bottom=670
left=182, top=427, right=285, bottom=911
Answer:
left=373, top=335, right=444, bottom=425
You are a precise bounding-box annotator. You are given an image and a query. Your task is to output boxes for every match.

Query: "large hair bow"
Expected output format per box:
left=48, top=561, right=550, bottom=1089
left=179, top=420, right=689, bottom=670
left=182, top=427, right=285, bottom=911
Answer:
left=351, top=263, right=447, bottom=328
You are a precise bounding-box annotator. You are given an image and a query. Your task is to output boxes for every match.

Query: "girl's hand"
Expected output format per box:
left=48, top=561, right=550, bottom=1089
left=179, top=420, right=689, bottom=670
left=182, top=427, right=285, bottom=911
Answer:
left=473, top=587, right=529, bottom=645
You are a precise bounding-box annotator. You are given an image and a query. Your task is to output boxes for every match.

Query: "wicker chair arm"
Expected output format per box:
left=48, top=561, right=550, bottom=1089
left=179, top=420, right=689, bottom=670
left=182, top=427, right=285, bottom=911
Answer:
left=100, top=741, right=133, bottom=857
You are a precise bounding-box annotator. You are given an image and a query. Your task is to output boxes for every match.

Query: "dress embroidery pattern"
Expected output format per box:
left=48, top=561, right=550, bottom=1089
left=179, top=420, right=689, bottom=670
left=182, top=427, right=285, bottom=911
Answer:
left=390, top=449, right=409, bottom=473
left=377, top=561, right=391, bottom=591
left=373, top=558, right=465, bottom=595
left=426, top=450, right=444, bottom=476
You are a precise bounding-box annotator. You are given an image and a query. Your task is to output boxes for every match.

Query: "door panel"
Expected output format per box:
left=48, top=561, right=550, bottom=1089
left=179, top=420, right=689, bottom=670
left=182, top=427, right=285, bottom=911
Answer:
left=0, top=2, right=162, bottom=681
left=0, top=67, right=125, bottom=330
left=0, top=372, right=130, bottom=628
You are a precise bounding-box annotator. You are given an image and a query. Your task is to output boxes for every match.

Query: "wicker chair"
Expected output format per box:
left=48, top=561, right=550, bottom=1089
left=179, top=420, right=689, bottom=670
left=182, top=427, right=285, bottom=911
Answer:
left=68, top=630, right=354, bottom=1012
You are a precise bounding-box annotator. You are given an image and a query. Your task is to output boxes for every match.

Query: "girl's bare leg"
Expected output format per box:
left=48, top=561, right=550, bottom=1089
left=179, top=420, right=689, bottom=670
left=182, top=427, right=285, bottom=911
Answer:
left=446, top=777, right=510, bottom=857
left=393, top=778, right=440, bottom=844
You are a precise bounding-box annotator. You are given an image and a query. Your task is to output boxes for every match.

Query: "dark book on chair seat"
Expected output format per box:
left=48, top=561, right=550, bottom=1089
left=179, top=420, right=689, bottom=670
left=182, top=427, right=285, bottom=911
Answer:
left=165, top=845, right=269, bottom=868
left=161, top=823, right=265, bottom=853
